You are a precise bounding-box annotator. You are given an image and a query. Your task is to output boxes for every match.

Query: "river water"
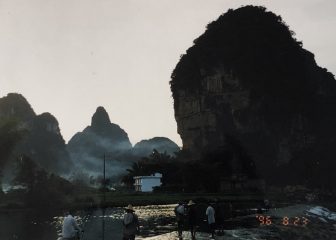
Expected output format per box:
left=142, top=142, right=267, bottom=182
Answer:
left=0, top=209, right=58, bottom=240
left=0, top=205, right=176, bottom=240
left=2, top=204, right=335, bottom=240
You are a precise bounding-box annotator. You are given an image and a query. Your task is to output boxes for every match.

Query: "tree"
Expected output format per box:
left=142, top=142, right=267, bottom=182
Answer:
left=13, top=155, right=39, bottom=192
left=0, top=119, right=25, bottom=193
left=69, top=170, right=91, bottom=187
left=122, top=149, right=182, bottom=189
left=12, top=155, right=74, bottom=208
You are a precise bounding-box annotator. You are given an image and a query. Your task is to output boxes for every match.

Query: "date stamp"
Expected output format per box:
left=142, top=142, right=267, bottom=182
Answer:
left=256, top=215, right=309, bottom=226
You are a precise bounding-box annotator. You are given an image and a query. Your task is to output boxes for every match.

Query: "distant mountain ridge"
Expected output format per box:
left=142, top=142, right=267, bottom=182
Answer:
left=133, top=137, right=180, bottom=157
left=0, top=93, right=72, bottom=175
left=0, top=93, right=180, bottom=179
left=67, top=106, right=180, bottom=177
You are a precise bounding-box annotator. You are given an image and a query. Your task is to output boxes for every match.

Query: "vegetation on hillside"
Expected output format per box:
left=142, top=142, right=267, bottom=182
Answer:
left=122, top=138, right=258, bottom=193
left=0, top=119, right=25, bottom=193
left=12, top=155, right=75, bottom=208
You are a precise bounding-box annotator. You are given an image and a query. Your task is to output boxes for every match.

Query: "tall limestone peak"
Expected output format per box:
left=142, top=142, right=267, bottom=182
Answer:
left=91, top=106, right=111, bottom=129
left=67, top=106, right=132, bottom=176
left=0, top=93, right=72, bottom=175
left=87, top=106, right=131, bottom=144
left=170, top=6, right=336, bottom=186
left=0, top=93, right=35, bottom=122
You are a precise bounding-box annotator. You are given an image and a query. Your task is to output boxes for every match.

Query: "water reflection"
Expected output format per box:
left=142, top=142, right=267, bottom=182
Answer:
left=1, top=204, right=258, bottom=240
left=0, top=205, right=177, bottom=240
left=52, top=208, right=124, bottom=240
left=0, top=210, right=57, bottom=240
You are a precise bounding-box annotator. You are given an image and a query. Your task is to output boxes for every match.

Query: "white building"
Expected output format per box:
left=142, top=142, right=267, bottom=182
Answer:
left=134, top=173, right=162, bottom=192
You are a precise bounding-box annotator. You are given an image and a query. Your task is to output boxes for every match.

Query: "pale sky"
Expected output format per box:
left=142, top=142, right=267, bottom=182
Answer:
left=1, top=0, right=335, bottom=146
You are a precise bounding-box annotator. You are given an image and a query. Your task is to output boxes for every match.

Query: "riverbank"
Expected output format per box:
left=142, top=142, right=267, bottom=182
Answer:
left=136, top=204, right=336, bottom=240
left=1, top=199, right=336, bottom=240
left=93, top=192, right=264, bottom=207
left=2, top=185, right=335, bottom=212
left=0, top=190, right=265, bottom=211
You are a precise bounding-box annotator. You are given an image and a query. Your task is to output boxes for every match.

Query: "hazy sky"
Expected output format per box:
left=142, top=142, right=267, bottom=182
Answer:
left=1, top=0, right=335, bottom=146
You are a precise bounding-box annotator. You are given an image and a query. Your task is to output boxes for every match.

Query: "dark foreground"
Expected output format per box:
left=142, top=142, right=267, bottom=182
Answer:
left=1, top=203, right=336, bottom=240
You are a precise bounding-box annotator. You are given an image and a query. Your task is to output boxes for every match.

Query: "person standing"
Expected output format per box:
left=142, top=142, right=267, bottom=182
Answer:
left=174, top=202, right=186, bottom=239
left=187, top=200, right=197, bottom=240
left=62, top=210, right=82, bottom=240
left=122, top=204, right=140, bottom=240
left=206, top=203, right=216, bottom=239
left=214, top=202, right=224, bottom=235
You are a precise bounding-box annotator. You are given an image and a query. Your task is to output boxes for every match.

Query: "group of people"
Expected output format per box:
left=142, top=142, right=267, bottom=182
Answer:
left=122, top=201, right=222, bottom=240
left=175, top=200, right=225, bottom=240
left=61, top=201, right=227, bottom=240
left=61, top=205, right=139, bottom=240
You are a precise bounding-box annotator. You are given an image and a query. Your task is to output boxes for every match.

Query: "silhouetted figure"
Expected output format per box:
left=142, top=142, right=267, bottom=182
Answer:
left=214, top=202, right=224, bottom=235
left=62, top=210, right=82, bottom=240
left=174, top=202, right=186, bottom=239
left=206, top=203, right=216, bottom=239
left=264, top=199, right=270, bottom=211
left=228, top=202, right=233, bottom=217
left=187, top=200, right=197, bottom=240
left=122, top=204, right=140, bottom=240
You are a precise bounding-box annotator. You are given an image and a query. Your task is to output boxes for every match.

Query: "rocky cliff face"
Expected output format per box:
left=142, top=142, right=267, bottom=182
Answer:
left=0, top=93, right=72, bottom=174
left=170, top=6, right=336, bottom=186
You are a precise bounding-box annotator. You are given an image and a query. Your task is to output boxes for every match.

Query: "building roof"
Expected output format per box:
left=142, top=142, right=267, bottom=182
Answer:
left=133, top=173, right=162, bottom=179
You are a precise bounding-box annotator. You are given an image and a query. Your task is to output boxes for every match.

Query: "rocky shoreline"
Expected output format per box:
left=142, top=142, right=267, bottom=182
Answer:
left=137, top=204, right=336, bottom=240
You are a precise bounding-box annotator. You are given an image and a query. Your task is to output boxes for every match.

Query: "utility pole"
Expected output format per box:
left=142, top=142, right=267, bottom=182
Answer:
left=101, top=153, right=115, bottom=240
left=102, top=153, right=106, bottom=240
left=103, top=153, right=106, bottom=205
